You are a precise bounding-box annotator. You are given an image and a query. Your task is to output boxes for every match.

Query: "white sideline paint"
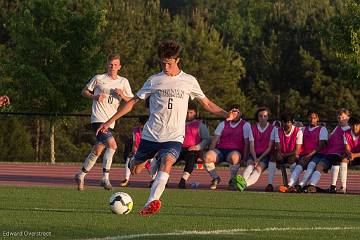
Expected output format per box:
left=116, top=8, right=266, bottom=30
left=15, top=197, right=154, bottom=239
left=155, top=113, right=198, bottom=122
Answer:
left=80, top=226, right=360, bottom=240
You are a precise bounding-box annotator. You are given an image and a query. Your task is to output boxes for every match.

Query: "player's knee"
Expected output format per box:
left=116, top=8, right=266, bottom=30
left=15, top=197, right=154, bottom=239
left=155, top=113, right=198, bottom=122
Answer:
left=203, top=150, right=215, bottom=163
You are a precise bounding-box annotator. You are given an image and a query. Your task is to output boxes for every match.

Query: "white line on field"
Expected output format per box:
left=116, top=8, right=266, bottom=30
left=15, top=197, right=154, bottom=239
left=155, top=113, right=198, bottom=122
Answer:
left=80, top=226, right=360, bottom=240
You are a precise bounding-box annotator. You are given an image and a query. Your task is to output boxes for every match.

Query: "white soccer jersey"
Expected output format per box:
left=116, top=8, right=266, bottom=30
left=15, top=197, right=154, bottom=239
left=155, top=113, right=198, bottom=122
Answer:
left=86, top=73, right=134, bottom=128
left=136, top=71, right=206, bottom=143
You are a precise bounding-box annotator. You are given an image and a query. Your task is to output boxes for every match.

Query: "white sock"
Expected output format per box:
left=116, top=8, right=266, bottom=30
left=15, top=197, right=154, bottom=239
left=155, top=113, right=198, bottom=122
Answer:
left=331, top=165, right=340, bottom=186
left=288, top=165, right=303, bottom=187
left=182, top=171, right=191, bottom=181
left=229, top=164, right=241, bottom=179
left=299, top=161, right=316, bottom=187
left=124, top=157, right=131, bottom=180
left=205, top=163, right=219, bottom=179
left=145, top=171, right=169, bottom=207
left=309, top=170, right=321, bottom=186
left=103, top=172, right=109, bottom=179
left=102, top=148, right=116, bottom=172
left=246, top=169, right=261, bottom=187
left=340, top=162, right=348, bottom=189
left=289, top=163, right=297, bottom=173
left=242, top=164, right=254, bottom=181
left=267, top=162, right=277, bottom=185
left=80, top=152, right=99, bottom=177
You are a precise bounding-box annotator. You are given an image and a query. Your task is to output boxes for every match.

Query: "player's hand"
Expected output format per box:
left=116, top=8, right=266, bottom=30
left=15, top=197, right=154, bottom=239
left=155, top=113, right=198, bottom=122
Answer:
left=94, top=93, right=106, bottom=102
left=254, top=158, right=260, bottom=167
left=226, top=108, right=240, bottom=121
left=114, top=88, right=124, bottom=97
left=0, top=95, right=10, bottom=107
left=188, top=145, right=200, bottom=151
left=96, top=123, right=110, bottom=136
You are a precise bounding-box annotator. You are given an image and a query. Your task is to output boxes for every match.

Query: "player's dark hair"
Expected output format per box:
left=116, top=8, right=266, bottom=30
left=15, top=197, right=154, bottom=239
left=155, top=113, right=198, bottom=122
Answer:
left=157, top=40, right=182, bottom=59
left=307, top=110, right=319, bottom=117
left=254, top=107, right=270, bottom=121
left=138, top=116, right=148, bottom=125
left=228, top=104, right=241, bottom=112
left=188, top=101, right=198, bottom=113
left=280, top=112, right=294, bottom=123
left=349, top=115, right=360, bottom=126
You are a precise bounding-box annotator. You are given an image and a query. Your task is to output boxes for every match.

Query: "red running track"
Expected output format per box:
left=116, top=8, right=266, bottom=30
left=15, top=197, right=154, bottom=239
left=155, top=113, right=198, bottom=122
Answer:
left=0, top=163, right=359, bottom=194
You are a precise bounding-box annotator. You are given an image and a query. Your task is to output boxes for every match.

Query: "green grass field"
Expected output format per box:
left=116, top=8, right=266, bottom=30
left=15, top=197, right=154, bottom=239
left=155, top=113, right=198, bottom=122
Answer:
left=1, top=186, right=360, bottom=240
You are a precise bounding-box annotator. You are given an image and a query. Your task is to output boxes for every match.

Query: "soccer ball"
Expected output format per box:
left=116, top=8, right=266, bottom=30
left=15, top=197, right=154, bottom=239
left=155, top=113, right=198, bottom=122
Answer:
left=109, top=192, right=133, bottom=214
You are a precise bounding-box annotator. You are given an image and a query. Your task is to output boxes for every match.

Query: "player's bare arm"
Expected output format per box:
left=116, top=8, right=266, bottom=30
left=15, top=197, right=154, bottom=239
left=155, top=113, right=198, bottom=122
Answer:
left=197, top=97, right=237, bottom=120
left=81, top=86, right=105, bottom=102
left=96, top=96, right=140, bottom=135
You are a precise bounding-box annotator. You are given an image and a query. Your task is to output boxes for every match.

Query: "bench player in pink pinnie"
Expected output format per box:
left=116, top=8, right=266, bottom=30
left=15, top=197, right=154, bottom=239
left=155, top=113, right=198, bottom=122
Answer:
left=241, top=107, right=276, bottom=190
left=283, top=110, right=328, bottom=192
left=305, top=109, right=350, bottom=193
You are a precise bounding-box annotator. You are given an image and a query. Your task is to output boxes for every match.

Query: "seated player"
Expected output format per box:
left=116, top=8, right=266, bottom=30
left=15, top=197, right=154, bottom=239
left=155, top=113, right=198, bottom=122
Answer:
left=241, top=107, right=276, bottom=191
left=174, top=102, right=210, bottom=188
left=203, top=104, right=251, bottom=190
left=120, top=116, right=155, bottom=187
left=305, top=108, right=350, bottom=193
left=341, top=115, right=360, bottom=193
left=285, top=110, right=328, bottom=192
left=267, top=112, right=303, bottom=192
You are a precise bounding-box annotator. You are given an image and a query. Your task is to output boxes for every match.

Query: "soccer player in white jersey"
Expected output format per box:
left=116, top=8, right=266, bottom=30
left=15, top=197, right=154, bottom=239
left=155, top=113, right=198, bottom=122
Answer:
left=97, top=40, right=237, bottom=216
left=74, top=54, right=134, bottom=191
left=242, top=107, right=276, bottom=190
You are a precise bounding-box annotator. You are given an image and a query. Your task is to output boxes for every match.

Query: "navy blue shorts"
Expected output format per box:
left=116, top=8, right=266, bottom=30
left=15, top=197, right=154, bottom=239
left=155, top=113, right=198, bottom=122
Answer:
left=298, top=153, right=325, bottom=168
left=319, top=154, right=342, bottom=171
left=133, top=139, right=182, bottom=164
left=215, top=149, right=241, bottom=163
left=91, top=123, right=114, bottom=146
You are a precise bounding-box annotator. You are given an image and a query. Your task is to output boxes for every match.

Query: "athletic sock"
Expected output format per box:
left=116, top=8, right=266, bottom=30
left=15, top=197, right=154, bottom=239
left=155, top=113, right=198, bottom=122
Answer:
left=246, top=169, right=261, bottom=187
left=182, top=171, right=191, bottom=181
left=102, top=148, right=116, bottom=175
left=242, top=164, right=254, bottom=181
left=80, top=152, right=99, bottom=177
left=309, top=170, right=321, bottom=186
left=229, top=164, right=241, bottom=179
left=340, top=162, right=348, bottom=189
left=288, top=165, right=303, bottom=187
left=124, top=157, right=131, bottom=180
left=331, top=165, right=340, bottom=186
left=299, top=161, right=316, bottom=187
left=267, top=162, right=277, bottom=185
left=145, top=171, right=169, bottom=207
left=205, top=163, right=219, bottom=179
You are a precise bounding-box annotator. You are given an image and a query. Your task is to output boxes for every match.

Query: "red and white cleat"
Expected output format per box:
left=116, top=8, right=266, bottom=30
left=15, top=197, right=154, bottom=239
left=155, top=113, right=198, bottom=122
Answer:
left=139, top=200, right=161, bottom=216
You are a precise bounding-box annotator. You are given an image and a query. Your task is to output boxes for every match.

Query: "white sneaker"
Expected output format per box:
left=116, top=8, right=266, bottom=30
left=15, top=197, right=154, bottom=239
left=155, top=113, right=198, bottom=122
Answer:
left=338, top=187, right=346, bottom=194
left=100, top=178, right=112, bottom=190
left=74, top=174, right=84, bottom=191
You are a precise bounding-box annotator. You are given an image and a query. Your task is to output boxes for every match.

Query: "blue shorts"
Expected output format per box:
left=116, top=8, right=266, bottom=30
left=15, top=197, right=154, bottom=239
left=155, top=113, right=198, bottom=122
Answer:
left=298, top=153, right=325, bottom=168
left=215, top=149, right=241, bottom=163
left=319, top=154, right=342, bottom=171
left=91, top=123, right=114, bottom=146
left=248, top=154, right=271, bottom=168
left=133, top=139, right=182, bottom=164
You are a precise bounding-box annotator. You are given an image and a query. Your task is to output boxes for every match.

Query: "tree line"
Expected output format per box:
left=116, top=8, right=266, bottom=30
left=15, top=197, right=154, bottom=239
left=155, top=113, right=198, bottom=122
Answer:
left=0, top=0, right=359, bottom=162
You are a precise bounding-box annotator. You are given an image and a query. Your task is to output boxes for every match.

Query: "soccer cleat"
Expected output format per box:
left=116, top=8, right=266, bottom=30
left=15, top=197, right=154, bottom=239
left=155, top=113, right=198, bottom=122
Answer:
left=74, top=173, right=84, bottom=191
left=328, top=185, right=337, bottom=194
left=120, top=179, right=129, bottom=187
left=210, top=177, right=221, bottom=190
left=279, top=185, right=288, bottom=193
left=294, top=185, right=303, bottom=193
left=178, top=178, right=186, bottom=189
left=264, top=184, right=273, bottom=192
left=232, top=175, right=247, bottom=192
left=139, top=200, right=161, bottom=216
left=306, top=184, right=317, bottom=193
left=100, top=178, right=112, bottom=190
